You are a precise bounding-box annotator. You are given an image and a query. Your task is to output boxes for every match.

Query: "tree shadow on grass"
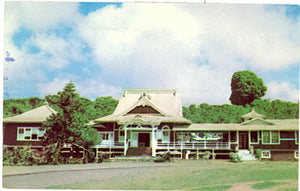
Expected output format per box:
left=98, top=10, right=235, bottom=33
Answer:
left=251, top=181, right=286, bottom=190
left=192, top=185, right=232, bottom=191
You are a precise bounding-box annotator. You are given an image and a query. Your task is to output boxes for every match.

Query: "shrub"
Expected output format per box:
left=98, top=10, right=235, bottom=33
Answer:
left=229, top=152, right=242, bottom=163
left=255, top=149, right=262, bottom=160
left=3, top=147, right=36, bottom=166
left=97, top=153, right=110, bottom=163
left=153, top=152, right=171, bottom=162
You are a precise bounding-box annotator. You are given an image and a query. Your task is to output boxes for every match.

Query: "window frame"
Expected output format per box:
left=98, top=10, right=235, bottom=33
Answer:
left=261, top=150, right=271, bottom=159
left=162, top=125, right=170, bottom=143
left=230, top=131, right=237, bottom=143
left=17, top=127, right=45, bottom=141
left=262, top=130, right=280, bottom=145
left=250, top=131, right=259, bottom=144
left=99, top=132, right=114, bottom=141
left=119, top=130, right=125, bottom=142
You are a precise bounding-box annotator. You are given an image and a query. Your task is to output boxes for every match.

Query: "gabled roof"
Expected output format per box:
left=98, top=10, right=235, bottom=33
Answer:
left=3, top=104, right=57, bottom=123
left=242, top=109, right=265, bottom=119
left=120, top=95, right=167, bottom=116
left=114, top=88, right=183, bottom=117
left=241, top=118, right=275, bottom=125
left=93, top=88, right=191, bottom=124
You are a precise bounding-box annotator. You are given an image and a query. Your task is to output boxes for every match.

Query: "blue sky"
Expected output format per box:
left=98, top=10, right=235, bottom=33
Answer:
left=3, top=2, right=300, bottom=105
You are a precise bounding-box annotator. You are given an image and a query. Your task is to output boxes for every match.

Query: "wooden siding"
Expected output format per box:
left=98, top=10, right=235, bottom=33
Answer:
left=270, top=151, right=296, bottom=161
left=3, top=123, right=44, bottom=146
left=128, top=105, right=160, bottom=114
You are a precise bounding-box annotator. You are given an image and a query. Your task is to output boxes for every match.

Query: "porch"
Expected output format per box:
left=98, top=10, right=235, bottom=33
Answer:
left=156, top=141, right=230, bottom=150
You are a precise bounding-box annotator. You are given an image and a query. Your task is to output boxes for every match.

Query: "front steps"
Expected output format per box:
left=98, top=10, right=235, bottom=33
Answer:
left=238, top=149, right=257, bottom=160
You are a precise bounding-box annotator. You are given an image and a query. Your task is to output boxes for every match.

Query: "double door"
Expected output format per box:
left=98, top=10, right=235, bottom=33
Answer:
left=130, top=132, right=150, bottom=148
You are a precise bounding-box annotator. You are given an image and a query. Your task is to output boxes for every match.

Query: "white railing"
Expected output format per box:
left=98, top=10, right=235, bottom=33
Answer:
left=157, top=141, right=230, bottom=149
left=94, top=141, right=230, bottom=150
left=93, top=141, right=125, bottom=148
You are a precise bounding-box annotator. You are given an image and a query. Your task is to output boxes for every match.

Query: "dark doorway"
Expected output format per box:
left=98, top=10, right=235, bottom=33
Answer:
left=138, top=133, right=150, bottom=147
left=239, top=132, right=249, bottom=149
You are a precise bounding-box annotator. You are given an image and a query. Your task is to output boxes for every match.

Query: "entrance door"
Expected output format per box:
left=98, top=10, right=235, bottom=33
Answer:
left=239, top=132, right=249, bottom=149
left=138, top=133, right=150, bottom=147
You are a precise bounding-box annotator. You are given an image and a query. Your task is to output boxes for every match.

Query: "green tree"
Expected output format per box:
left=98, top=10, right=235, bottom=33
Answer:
left=230, top=70, right=267, bottom=106
left=42, top=81, right=100, bottom=164
left=92, top=96, right=118, bottom=119
left=3, top=97, right=44, bottom=118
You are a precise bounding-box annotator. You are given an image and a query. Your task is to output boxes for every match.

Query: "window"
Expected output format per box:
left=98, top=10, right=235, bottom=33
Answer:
left=17, top=127, right=45, bottom=141
left=99, top=132, right=113, bottom=141
left=230, top=131, right=237, bottom=142
left=250, top=131, right=259, bottom=143
left=162, top=126, right=170, bottom=143
left=261, top=150, right=271, bottom=159
left=102, top=133, right=109, bottom=140
left=262, top=131, right=280, bottom=144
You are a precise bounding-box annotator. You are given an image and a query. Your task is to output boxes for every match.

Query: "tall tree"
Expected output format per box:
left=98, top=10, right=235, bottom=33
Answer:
left=229, top=70, right=267, bottom=106
left=42, top=81, right=100, bottom=164
left=93, top=96, right=118, bottom=119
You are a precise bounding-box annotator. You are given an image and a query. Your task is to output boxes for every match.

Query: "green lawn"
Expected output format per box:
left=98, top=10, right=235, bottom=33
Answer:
left=48, top=160, right=298, bottom=190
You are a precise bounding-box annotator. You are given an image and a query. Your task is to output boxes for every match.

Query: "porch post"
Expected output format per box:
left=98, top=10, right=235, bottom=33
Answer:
left=124, top=125, right=128, bottom=156
left=95, top=145, right=99, bottom=160
left=151, top=124, right=157, bottom=157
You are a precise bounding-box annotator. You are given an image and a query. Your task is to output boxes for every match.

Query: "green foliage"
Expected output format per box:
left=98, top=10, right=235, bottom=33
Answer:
left=3, top=97, right=44, bottom=118
left=230, top=70, right=267, bottom=106
left=255, top=149, right=262, bottom=160
left=153, top=151, right=171, bottom=162
left=183, top=103, right=249, bottom=123
left=3, top=147, right=36, bottom=166
left=91, top=96, right=118, bottom=119
left=229, top=152, right=242, bottom=163
left=183, top=99, right=298, bottom=123
left=42, top=81, right=101, bottom=164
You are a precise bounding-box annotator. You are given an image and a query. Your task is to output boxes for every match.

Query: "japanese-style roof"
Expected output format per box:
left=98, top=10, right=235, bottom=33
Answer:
left=93, top=88, right=191, bottom=125
left=174, top=119, right=299, bottom=131
left=241, top=118, right=275, bottom=125
left=3, top=104, right=57, bottom=123
left=242, top=109, right=265, bottom=119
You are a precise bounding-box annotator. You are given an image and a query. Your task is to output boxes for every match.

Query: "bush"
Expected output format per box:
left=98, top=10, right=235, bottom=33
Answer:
left=3, top=147, right=37, bottom=166
left=255, top=149, right=262, bottom=160
left=96, top=153, right=110, bottom=163
left=229, top=152, right=242, bottom=163
left=153, top=152, right=171, bottom=162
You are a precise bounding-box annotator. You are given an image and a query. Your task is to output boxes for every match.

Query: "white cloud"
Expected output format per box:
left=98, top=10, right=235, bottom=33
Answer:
left=79, top=3, right=300, bottom=104
left=266, top=81, right=299, bottom=102
left=5, top=2, right=81, bottom=32
left=36, top=78, right=122, bottom=100
left=36, top=78, right=69, bottom=97
left=4, top=3, right=300, bottom=104
left=4, top=2, right=85, bottom=81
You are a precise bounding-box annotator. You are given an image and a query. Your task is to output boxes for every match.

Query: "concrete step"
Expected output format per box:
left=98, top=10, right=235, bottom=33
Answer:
left=238, top=150, right=257, bottom=160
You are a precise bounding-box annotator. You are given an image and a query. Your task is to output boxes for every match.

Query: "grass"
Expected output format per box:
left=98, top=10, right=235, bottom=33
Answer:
left=251, top=181, right=285, bottom=190
left=48, top=160, right=298, bottom=190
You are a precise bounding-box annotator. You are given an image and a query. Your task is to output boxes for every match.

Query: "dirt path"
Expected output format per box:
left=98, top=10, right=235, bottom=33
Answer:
left=3, top=162, right=166, bottom=189
left=227, top=179, right=298, bottom=191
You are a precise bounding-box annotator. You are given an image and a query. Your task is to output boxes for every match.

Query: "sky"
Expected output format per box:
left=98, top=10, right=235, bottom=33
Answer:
left=3, top=1, right=300, bottom=105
